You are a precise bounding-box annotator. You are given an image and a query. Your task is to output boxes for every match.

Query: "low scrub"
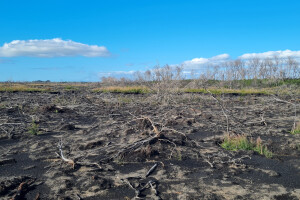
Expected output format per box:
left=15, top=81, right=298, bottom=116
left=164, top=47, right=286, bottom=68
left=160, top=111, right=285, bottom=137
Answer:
left=221, top=134, right=272, bottom=158
left=184, top=88, right=270, bottom=95
left=0, top=85, right=50, bottom=92
left=92, top=86, right=149, bottom=94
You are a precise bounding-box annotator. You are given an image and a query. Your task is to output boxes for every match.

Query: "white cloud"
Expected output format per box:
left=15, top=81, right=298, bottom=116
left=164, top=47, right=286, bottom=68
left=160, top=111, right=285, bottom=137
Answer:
left=0, top=38, right=110, bottom=57
left=239, top=50, right=300, bottom=60
left=182, top=54, right=230, bottom=69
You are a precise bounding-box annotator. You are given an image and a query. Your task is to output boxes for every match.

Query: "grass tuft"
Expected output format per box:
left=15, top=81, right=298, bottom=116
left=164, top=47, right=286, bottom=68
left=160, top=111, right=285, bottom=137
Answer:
left=221, top=134, right=272, bottom=158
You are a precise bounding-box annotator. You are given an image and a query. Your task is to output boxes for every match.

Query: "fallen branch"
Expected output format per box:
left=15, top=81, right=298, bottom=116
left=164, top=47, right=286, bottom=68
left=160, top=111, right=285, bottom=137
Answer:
left=122, top=178, right=140, bottom=198
left=149, top=180, right=161, bottom=198
left=146, top=163, right=158, bottom=177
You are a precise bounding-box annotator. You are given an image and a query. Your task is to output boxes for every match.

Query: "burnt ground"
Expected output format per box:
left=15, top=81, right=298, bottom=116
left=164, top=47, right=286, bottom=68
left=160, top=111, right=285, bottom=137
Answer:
left=0, top=91, right=299, bottom=200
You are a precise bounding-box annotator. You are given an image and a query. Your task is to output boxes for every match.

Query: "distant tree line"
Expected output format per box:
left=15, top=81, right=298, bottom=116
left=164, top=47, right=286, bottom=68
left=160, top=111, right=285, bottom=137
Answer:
left=100, top=56, right=300, bottom=89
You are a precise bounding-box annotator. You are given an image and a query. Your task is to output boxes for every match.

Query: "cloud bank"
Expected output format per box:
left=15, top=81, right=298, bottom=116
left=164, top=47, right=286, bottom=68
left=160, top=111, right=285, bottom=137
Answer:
left=239, top=50, right=300, bottom=60
left=0, top=38, right=110, bottom=57
left=182, top=50, right=300, bottom=69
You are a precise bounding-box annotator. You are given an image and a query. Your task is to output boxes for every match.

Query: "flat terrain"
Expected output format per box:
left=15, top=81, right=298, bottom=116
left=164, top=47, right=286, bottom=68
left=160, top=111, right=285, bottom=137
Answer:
left=0, top=89, right=299, bottom=199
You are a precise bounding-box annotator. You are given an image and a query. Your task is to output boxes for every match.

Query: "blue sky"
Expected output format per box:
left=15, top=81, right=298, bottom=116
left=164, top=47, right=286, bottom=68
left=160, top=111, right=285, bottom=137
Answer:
left=0, top=0, right=300, bottom=81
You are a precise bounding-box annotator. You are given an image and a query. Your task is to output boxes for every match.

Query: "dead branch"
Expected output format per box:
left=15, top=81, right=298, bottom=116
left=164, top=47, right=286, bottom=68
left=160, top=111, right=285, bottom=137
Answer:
left=149, top=180, right=161, bottom=199
left=161, top=127, right=187, bottom=140
left=260, top=112, right=267, bottom=126
left=57, top=139, right=75, bottom=168
left=0, top=123, right=22, bottom=125
left=146, top=163, right=158, bottom=177
left=272, top=95, right=298, bottom=131
left=76, top=193, right=83, bottom=200
left=122, top=178, right=140, bottom=198
left=140, top=180, right=160, bottom=199
left=100, top=135, right=157, bottom=162
left=158, top=139, right=177, bottom=159
left=76, top=161, right=102, bottom=169
left=206, top=89, right=229, bottom=134
left=143, top=116, right=160, bottom=136
left=135, top=116, right=160, bottom=136
left=203, top=156, right=214, bottom=168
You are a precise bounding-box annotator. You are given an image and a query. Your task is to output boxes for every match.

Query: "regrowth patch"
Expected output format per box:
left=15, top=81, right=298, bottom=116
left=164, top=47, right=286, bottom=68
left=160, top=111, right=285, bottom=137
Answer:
left=221, top=134, right=272, bottom=158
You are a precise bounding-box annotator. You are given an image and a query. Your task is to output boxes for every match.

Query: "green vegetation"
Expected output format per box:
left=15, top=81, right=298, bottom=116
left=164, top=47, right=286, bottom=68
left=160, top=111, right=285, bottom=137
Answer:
left=92, top=86, right=149, bottom=94
left=0, top=85, right=50, bottom=92
left=0, top=77, right=299, bottom=95
left=181, top=78, right=300, bottom=89
left=64, top=85, right=79, bottom=91
left=27, top=121, right=41, bottom=135
left=175, top=149, right=182, bottom=161
left=221, top=134, right=272, bottom=158
left=227, top=78, right=300, bottom=88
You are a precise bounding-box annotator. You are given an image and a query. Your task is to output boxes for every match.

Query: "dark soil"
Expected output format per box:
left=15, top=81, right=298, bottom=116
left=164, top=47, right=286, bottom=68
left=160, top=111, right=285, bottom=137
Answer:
left=0, top=91, right=299, bottom=199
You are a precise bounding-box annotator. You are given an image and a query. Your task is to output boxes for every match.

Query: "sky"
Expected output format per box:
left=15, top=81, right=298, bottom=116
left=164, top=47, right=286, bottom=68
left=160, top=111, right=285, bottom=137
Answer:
left=0, top=0, right=300, bottom=82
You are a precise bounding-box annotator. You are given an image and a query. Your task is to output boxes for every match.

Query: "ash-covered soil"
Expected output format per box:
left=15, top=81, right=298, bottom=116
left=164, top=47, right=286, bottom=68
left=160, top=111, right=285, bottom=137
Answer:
left=0, top=91, right=299, bottom=200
